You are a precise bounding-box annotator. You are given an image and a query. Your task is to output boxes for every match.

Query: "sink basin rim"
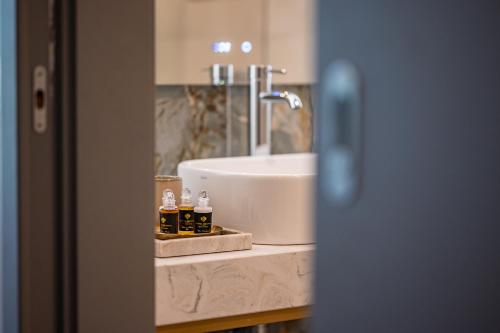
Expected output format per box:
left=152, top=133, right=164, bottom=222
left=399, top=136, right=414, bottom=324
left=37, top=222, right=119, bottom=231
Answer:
left=178, top=153, right=316, bottom=178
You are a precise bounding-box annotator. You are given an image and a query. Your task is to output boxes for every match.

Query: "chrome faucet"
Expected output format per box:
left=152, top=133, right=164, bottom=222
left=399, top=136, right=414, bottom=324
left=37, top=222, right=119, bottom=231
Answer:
left=248, top=65, right=303, bottom=155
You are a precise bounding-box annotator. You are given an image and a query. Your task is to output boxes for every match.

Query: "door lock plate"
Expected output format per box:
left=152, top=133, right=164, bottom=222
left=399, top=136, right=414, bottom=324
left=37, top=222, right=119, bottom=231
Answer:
left=33, top=65, right=47, bottom=133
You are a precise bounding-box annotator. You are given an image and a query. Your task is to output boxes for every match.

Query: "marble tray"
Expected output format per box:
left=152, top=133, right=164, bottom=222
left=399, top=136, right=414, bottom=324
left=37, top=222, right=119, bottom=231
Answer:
left=155, top=228, right=252, bottom=258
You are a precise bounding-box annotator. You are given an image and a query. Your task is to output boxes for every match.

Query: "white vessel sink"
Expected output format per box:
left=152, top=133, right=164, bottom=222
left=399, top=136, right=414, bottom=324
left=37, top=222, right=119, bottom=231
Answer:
left=178, top=153, right=316, bottom=245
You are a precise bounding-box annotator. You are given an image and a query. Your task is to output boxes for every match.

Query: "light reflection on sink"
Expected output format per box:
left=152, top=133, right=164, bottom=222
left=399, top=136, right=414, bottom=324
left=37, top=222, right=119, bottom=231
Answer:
left=178, top=153, right=316, bottom=244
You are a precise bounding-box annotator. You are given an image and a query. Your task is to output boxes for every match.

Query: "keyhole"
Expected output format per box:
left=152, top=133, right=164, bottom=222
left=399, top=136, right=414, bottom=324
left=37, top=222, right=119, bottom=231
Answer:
left=36, top=90, right=45, bottom=109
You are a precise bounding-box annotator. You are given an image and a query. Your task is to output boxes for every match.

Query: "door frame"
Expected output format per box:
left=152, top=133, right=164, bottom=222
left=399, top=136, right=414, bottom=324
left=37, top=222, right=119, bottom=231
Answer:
left=75, top=0, right=155, bottom=332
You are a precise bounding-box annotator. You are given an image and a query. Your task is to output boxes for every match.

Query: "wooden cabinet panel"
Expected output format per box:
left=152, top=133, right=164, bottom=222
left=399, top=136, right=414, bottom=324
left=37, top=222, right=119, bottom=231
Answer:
left=155, top=0, right=315, bottom=85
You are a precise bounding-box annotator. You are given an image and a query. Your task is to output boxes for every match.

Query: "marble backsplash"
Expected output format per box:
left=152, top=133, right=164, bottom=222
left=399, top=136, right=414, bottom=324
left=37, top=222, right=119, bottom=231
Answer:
left=155, top=85, right=314, bottom=175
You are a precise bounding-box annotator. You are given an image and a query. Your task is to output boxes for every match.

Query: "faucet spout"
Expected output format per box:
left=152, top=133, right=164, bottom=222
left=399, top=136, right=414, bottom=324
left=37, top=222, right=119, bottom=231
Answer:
left=259, top=91, right=303, bottom=110
left=248, top=65, right=304, bottom=156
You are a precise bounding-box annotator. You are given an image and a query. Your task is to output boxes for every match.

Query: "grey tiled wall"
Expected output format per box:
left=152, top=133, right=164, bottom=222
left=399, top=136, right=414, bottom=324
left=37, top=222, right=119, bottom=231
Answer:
left=155, top=85, right=314, bottom=175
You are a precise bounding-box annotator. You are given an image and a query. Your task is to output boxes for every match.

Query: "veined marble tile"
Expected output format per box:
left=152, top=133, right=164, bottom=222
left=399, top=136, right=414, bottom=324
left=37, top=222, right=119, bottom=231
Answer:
left=156, top=85, right=227, bottom=175
left=155, top=85, right=314, bottom=175
left=155, top=244, right=314, bottom=326
left=271, top=85, right=314, bottom=154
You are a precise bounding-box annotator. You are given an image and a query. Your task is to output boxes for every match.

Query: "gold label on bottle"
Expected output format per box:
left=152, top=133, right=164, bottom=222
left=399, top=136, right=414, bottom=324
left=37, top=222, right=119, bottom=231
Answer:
left=179, top=208, right=195, bottom=232
left=160, top=211, right=178, bottom=234
left=194, top=212, right=212, bottom=233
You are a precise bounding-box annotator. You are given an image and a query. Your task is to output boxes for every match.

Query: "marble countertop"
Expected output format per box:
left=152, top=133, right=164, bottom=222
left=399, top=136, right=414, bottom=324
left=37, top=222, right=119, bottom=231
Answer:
left=155, top=244, right=314, bottom=326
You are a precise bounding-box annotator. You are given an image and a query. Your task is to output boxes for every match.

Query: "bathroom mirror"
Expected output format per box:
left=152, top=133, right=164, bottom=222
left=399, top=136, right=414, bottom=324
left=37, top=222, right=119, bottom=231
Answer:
left=155, top=0, right=316, bottom=85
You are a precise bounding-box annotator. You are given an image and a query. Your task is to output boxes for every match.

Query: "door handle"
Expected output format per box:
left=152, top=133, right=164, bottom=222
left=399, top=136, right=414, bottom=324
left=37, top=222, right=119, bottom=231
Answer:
left=320, top=60, right=362, bottom=206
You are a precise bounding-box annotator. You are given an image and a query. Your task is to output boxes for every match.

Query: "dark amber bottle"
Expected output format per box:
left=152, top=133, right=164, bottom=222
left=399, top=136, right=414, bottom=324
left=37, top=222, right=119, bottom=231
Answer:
left=159, top=189, right=178, bottom=234
left=194, top=191, right=213, bottom=234
left=179, top=188, right=195, bottom=235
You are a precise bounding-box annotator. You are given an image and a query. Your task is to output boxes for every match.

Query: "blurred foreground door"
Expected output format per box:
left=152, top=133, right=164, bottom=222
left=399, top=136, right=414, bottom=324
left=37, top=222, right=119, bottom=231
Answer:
left=314, top=1, right=500, bottom=332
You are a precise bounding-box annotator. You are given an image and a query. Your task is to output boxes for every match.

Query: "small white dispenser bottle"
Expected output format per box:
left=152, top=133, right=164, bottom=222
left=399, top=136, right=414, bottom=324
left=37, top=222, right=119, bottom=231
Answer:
left=194, top=191, right=213, bottom=234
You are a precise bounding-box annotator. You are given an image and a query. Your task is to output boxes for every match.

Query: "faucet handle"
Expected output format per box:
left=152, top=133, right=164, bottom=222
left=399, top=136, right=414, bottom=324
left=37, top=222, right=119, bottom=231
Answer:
left=267, top=67, right=287, bottom=75
left=265, top=66, right=287, bottom=85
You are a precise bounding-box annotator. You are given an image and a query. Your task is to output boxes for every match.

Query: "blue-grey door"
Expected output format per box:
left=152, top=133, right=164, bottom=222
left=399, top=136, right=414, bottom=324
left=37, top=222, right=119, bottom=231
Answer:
left=1, top=0, right=18, bottom=331
left=314, top=1, right=500, bottom=332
